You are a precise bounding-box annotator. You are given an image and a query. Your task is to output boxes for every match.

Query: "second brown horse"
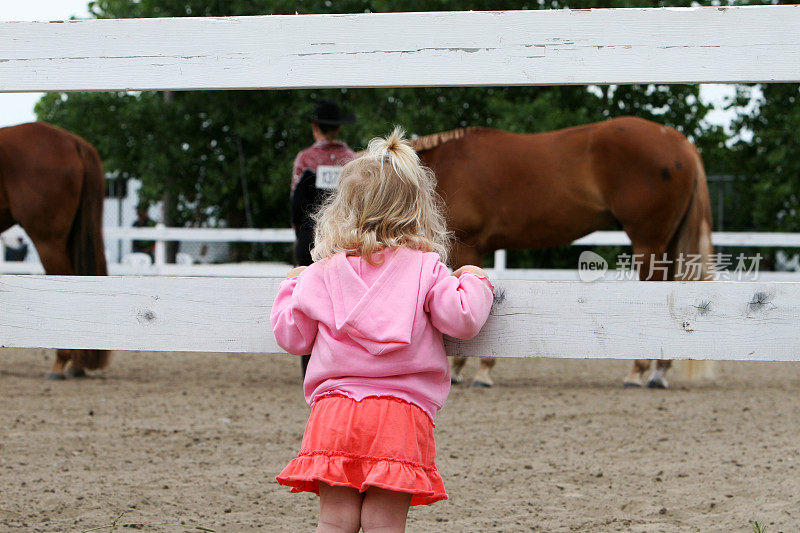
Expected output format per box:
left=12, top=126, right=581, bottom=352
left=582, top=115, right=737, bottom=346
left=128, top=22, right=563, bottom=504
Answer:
left=0, top=122, right=109, bottom=379
left=413, top=116, right=714, bottom=389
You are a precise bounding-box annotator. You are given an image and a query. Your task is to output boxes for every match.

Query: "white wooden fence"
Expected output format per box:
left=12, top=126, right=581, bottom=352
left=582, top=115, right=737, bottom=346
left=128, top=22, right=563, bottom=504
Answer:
left=3, top=227, right=800, bottom=279
left=2, top=6, right=799, bottom=92
left=2, top=5, right=800, bottom=359
left=1, top=276, right=797, bottom=361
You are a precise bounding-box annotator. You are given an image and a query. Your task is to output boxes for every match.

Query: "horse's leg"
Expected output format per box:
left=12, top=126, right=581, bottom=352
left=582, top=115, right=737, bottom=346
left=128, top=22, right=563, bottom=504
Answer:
left=647, top=360, right=672, bottom=390
left=451, top=356, right=468, bottom=384
left=34, top=238, right=78, bottom=380
left=63, top=351, right=93, bottom=378
left=641, top=244, right=674, bottom=389
left=641, top=229, right=683, bottom=389
left=472, top=358, right=495, bottom=388
left=29, top=233, right=107, bottom=379
left=623, top=359, right=651, bottom=388
left=623, top=242, right=671, bottom=388
left=47, top=350, right=73, bottom=380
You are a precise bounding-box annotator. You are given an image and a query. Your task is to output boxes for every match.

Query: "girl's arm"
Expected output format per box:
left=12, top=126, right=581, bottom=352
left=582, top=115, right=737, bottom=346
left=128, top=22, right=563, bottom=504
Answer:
left=270, top=273, right=318, bottom=355
left=424, top=262, right=494, bottom=339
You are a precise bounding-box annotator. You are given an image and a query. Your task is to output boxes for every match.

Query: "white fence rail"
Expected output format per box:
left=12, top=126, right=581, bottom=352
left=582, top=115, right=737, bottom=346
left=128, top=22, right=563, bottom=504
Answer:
left=2, top=6, right=800, bottom=357
left=1, top=276, right=798, bottom=361
left=2, top=6, right=799, bottom=92
left=103, top=226, right=294, bottom=242
left=572, top=231, right=800, bottom=248
left=3, top=227, right=800, bottom=278
left=98, top=227, right=800, bottom=248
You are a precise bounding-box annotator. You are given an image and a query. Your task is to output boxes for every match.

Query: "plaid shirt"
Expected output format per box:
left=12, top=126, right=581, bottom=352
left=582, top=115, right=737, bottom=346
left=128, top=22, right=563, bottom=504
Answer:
left=291, top=140, right=356, bottom=193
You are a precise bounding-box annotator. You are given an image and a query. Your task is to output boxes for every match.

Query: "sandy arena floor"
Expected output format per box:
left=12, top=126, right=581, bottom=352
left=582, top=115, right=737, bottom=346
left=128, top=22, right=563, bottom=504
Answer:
left=1, top=349, right=799, bottom=532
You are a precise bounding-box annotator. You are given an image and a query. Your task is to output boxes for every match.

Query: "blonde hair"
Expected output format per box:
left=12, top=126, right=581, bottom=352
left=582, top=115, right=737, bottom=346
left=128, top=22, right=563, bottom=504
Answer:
left=311, top=126, right=452, bottom=265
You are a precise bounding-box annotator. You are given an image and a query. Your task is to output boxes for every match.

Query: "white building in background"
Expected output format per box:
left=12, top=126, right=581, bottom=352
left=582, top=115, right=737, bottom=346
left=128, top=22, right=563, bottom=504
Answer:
left=106, top=177, right=232, bottom=264
left=104, top=176, right=162, bottom=262
left=1, top=175, right=230, bottom=268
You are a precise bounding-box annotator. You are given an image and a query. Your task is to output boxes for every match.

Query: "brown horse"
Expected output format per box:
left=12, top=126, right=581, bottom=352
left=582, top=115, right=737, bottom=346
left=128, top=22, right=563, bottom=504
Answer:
left=0, top=122, right=109, bottom=379
left=412, top=116, right=714, bottom=389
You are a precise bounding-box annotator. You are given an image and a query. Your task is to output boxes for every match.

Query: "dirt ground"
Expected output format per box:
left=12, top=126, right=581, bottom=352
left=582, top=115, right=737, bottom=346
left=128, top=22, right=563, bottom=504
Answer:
left=1, top=349, right=799, bottom=532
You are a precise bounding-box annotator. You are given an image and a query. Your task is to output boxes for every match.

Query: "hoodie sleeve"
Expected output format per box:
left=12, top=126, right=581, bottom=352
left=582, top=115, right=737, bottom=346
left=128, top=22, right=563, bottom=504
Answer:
left=270, top=276, right=318, bottom=355
left=424, top=261, right=494, bottom=339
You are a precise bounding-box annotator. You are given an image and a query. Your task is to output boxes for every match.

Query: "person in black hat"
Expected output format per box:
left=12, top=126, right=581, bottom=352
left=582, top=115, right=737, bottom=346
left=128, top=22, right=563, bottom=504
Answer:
left=291, top=99, right=356, bottom=377
left=291, top=100, right=357, bottom=198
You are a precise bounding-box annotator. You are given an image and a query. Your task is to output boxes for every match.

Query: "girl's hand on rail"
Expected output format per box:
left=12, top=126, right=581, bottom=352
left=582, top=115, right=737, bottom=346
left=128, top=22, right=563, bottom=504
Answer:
left=452, top=265, right=490, bottom=279
left=286, top=266, right=307, bottom=278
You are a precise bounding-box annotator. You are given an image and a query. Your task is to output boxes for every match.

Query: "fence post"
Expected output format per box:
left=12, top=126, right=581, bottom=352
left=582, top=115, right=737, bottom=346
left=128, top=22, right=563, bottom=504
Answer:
left=154, top=223, right=166, bottom=273
left=494, top=249, right=507, bottom=278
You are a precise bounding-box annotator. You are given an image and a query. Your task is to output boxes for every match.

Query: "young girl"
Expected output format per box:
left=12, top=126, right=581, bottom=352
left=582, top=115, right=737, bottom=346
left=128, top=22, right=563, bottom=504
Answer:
left=271, top=127, right=494, bottom=533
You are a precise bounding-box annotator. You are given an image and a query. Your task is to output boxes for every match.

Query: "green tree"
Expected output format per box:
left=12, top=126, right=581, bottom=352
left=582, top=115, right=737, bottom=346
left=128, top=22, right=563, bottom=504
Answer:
left=731, top=83, right=800, bottom=232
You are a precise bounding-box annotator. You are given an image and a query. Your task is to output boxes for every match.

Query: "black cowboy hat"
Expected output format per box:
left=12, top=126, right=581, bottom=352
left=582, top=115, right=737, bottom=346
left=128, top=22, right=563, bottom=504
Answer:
left=309, top=99, right=356, bottom=126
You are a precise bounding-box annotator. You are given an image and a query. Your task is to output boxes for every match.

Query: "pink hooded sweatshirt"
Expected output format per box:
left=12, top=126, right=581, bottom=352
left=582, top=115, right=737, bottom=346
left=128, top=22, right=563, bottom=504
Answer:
left=270, top=246, right=494, bottom=421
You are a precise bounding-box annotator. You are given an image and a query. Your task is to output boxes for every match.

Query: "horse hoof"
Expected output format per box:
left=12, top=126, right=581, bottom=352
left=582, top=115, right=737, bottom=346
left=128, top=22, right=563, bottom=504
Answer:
left=45, top=372, right=66, bottom=381
left=646, top=379, right=668, bottom=389
left=66, top=368, right=87, bottom=378
left=470, top=380, right=493, bottom=388
left=623, top=381, right=642, bottom=388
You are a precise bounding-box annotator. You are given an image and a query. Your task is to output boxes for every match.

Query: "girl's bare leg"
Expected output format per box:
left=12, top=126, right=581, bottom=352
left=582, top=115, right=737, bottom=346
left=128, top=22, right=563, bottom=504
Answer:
left=317, top=482, right=363, bottom=533
left=360, top=486, right=412, bottom=533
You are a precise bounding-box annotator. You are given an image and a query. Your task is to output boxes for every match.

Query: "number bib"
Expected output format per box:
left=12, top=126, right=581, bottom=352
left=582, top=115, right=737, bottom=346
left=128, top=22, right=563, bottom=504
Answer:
left=315, top=165, right=342, bottom=190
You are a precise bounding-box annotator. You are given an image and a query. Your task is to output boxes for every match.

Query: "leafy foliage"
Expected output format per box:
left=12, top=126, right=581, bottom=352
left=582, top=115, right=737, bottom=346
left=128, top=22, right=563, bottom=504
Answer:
left=730, top=83, right=800, bottom=232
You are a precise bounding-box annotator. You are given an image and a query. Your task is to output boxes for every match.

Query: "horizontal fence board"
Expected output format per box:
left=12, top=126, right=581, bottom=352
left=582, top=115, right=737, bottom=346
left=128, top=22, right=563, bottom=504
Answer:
left=449, top=280, right=800, bottom=361
left=103, top=227, right=296, bottom=242
left=2, top=262, right=799, bottom=280
left=572, top=231, right=800, bottom=248
left=2, top=5, right=800, bottom=92
left=96, top=228, right=800, bottom=247
left=1, top=275, right=798, bottom=361
left=6, top=228, right=800, bottom=277
left=0, top=276, right=279, bottom=353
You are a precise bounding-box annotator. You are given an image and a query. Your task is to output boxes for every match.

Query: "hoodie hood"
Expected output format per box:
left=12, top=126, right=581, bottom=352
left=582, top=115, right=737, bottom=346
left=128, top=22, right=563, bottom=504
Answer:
left=324, top=248, right=423, bottom=355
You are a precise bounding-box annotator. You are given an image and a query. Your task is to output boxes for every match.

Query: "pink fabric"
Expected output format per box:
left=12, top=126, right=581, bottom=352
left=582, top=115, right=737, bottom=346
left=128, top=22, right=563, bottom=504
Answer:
left=270, top=247, right=494, bottom=421
left=291, top=140, right=356, bottom=192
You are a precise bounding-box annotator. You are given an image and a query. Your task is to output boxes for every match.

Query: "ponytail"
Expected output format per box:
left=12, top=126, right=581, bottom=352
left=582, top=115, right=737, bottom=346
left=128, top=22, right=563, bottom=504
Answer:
left=367, top=126, right=421, bottom=185
left=312, top=126, right=452, bottom=265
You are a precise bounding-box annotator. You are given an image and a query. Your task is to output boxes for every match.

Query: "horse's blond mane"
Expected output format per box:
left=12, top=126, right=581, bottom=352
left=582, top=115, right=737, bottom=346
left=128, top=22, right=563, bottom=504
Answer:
left=354, top=127, right=485, bottom=158
left=408, top=127, right=482, bottom=152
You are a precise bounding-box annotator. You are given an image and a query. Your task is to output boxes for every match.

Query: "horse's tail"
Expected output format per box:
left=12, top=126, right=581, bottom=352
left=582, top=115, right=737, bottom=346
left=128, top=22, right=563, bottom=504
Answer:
left=68, top=138, right=110, bottom=371
left=669, top=149, right=715, bottom=380
left=69, top=140, right=107, bottom=277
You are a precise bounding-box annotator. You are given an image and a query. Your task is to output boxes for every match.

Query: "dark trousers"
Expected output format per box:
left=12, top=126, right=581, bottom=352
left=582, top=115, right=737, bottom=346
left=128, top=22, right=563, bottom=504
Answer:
left=291, top=169, right=326, bottom=380
left=293, top=226, right=314, bottom=267
left=294, top=225, right=314, bottom=378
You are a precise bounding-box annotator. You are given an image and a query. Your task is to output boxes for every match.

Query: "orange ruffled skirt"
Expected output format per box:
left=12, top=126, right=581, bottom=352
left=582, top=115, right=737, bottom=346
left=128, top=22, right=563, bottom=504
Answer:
left=276, top=394, right=447, bottom=506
